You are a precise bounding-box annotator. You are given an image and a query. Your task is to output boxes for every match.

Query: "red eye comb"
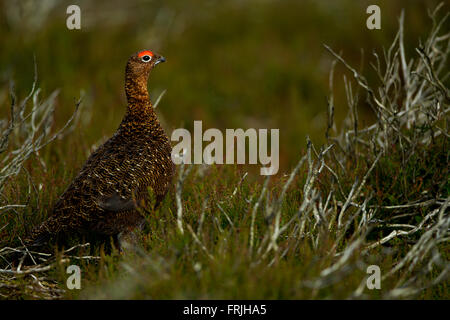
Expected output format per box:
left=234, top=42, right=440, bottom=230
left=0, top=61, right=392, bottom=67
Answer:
left=138, top=50, right=154, bottom=58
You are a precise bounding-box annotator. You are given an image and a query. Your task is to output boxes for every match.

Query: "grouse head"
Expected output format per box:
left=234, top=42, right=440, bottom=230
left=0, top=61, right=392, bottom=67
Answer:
left=126, top=50, right=166, bottom=80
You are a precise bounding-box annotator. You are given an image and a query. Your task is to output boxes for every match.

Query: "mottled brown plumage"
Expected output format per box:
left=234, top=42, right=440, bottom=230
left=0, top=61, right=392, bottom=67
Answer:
left=29, top=50, right=174, bottom=249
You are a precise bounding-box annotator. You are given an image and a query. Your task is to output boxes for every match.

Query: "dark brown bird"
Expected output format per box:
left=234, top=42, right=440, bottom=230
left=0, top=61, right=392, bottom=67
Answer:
left=28, top=50, right=175, bottom=250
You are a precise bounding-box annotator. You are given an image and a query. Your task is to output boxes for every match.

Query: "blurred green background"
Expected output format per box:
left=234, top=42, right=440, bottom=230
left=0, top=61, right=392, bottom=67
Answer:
left=0, top=0, right=443, bottom=174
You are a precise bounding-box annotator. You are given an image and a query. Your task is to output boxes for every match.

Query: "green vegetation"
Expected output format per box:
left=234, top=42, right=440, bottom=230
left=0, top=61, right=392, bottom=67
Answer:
left=0, top=0, right=448, bottom=299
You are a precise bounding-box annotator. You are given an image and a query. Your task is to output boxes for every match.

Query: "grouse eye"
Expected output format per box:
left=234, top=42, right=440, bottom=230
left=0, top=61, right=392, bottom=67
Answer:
left=141, top=55, right=151, bottom=63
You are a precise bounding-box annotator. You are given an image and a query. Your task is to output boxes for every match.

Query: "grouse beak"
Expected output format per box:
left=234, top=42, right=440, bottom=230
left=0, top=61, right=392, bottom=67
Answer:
left=154, top=56, right=166, bottom=66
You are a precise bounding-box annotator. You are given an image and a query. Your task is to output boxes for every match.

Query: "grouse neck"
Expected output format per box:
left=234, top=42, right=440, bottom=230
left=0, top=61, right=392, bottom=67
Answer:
left=121, top=73, right=167, bottom=139
left=124, top=71, right=156, bottom=119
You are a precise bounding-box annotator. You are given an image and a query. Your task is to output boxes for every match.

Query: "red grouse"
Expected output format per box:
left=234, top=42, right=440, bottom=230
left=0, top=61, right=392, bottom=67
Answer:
left=28, top=50, right=175, bottom=250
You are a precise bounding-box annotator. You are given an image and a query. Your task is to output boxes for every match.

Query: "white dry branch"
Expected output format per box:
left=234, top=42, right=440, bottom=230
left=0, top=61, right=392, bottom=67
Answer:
left=301, top=7, right=448, bottom=298
left=230, top=6, right=448, bottom=298
left=0, top=64, right=85, bottom=298
left=249, top=176, right=269, bottom=253
left=0, top=64, right=81, bottom=191
left=174, top=162, right=193, bottom=235
left=0, top=242, right=98, bottom=299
